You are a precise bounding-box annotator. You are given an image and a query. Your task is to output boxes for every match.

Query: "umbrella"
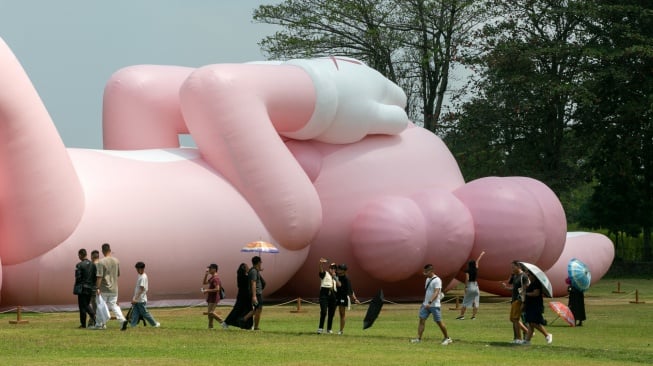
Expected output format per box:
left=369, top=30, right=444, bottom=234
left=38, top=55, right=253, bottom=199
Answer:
left=520, top=262, right=553, bottom=298
left=363, top=289, right=384, bottom=330
left=241, top=240, right=279, bottom=255
left=568, top=258, right=591, bottom=292
left=548, top=301, right=575, bottom=327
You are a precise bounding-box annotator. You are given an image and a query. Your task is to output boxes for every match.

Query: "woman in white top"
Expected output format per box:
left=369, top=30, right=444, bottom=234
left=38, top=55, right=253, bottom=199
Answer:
left=317, top=258, right=339, bottom=334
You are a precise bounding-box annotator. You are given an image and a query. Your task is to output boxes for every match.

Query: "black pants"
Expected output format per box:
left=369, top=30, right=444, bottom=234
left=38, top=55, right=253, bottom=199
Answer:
left=78, top=293, right=95, bottom=327
left=318, top=288, right=336, bottom=330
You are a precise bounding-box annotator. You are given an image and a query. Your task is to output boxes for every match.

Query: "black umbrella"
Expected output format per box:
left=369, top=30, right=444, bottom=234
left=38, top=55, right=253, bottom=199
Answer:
left=363, top=289, right=384, bottom=329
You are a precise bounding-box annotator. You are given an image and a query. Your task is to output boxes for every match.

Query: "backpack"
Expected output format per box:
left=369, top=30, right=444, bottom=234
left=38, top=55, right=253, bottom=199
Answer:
left=219, top=285, right=226, bottom=299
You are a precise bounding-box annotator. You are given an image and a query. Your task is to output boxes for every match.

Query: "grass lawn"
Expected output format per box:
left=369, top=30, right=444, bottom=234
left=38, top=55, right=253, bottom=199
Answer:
left=1, top=278, right=651, bottom=365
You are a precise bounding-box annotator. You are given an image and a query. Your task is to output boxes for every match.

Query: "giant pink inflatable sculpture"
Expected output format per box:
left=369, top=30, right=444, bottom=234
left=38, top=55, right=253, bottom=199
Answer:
left=0, top=36, right=614, bottom=309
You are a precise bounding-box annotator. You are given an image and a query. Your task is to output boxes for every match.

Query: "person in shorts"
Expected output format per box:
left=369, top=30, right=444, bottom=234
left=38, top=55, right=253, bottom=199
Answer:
left=410, top=264, right=452, bottom=345
left=502, top=260, right=530, bottom=344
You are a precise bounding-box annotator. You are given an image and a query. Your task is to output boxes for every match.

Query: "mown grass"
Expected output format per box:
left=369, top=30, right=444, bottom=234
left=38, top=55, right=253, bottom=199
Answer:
left=1, top=278, right=651, bottom=365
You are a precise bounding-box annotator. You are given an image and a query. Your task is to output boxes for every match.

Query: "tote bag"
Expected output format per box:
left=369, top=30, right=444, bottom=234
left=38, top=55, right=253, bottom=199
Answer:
left=96, top=295, right=110, bottom=324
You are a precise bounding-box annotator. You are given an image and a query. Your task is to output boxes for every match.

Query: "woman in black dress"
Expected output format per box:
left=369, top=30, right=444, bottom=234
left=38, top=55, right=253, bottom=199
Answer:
left=225, top=263, right=254, bottom=329
left=567, top=277, right=586, bottom=326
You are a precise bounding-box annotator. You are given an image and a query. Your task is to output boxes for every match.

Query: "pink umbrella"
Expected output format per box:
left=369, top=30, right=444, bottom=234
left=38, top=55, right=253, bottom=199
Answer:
left=548, top=301, right=575, bottom=327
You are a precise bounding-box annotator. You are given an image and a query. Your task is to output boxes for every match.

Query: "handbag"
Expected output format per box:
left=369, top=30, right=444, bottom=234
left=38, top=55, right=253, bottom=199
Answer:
left=73, top=284, right=83, bottom=295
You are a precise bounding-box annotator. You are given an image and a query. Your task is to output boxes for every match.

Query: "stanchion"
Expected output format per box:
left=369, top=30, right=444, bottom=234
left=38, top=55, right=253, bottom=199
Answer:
left=8, top=306, right=29, bottom=324
left=612, top=281, right=625, bottom=293
left=290, top=297, right=305, bottom=313
left=629, top=289, right=645, bottom=304
left=448, top=296, right=460, bottom=310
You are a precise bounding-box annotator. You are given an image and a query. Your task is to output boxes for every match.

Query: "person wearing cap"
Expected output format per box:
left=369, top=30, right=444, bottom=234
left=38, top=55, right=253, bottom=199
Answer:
left=123, top=261, right=160, bottom=330
left=202, top=263, right=226, bottom=329
left=317, top=258, right=338, bottom=334
left=335, top=263, right=360, bottom=335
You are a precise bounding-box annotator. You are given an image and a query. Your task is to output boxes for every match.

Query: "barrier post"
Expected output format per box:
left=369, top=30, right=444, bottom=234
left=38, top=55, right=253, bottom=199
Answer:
left=629, top=289, right=646, bottom=304
left=9, top=306, right=30, bottom=324
left=290, top=297, right=305, bottom=313
left=612, top=281, right=624, bottom=293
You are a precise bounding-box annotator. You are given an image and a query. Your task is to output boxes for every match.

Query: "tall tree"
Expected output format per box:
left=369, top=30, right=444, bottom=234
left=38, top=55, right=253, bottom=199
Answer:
left=443, top=0, right=592, bottom=194
left=253, top=0, right=484, bottom=132
left=575, top=0, right=653, bottom=260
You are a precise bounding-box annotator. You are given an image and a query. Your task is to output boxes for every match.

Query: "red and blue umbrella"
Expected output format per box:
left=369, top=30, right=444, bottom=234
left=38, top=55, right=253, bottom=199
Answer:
left=568, top=258, right=591, bottom=292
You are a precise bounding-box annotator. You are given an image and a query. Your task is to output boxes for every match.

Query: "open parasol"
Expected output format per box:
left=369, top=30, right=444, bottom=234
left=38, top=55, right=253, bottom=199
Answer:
left=241, top=240, right=279, bottom=255
left=568, top=258, right=591, bottom=292
left=363, top=289, right=384, bottom=329
left=548, top=301, right=575, bottom=327
left=520, top=262, right=553, bottom=298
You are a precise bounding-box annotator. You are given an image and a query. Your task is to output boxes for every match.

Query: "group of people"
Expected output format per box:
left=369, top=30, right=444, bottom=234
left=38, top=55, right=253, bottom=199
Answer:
left=73, top=243, right=160, bottom=330
left=75, top=246, right=585, bottom=341
left=411, top=254, right=587, bottom=346
left=202, top=256, right=265, bottom=331
left=316, top=258, right=361, bottom=335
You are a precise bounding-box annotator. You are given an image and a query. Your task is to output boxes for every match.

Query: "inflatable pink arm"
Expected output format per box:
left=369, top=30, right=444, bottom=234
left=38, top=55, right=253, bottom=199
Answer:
left=0, top=37, right=84, bottom=264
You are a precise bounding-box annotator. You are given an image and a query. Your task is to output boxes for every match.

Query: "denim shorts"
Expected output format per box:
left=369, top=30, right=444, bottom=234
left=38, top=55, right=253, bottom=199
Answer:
left=419, top=305, right=442, bottom=322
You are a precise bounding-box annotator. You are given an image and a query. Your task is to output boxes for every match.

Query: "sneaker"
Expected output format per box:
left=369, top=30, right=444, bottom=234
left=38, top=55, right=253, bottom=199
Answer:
left=471, top=316, right=476, bottom=320
left=545, top=333, right=553, bottom=344
left=327, top=330, right=333, bottom=334
left=410, top=338, right=421, bottom=343
left=511, top=339, right=523, bottom=344
left=337, top=331, right=343, bottom=335
left=441, top=338, right=453, bottom=345
left=120, top=320, right=129, bottom=331
left=455, top=315, right=465, bottom=320
left=317, top=328, right=323, bottom=334
left=154, top=322, right=161, bottom=328
left=220, top=322, right=228, bottom=329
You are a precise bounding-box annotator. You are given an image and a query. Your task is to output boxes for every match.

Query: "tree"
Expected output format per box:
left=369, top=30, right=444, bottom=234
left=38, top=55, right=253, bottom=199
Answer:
left=575, top=0, right=653, bottom=260
left=253, top=0, right=485, bottom=132
left=443, top=0, right=593, bottom=194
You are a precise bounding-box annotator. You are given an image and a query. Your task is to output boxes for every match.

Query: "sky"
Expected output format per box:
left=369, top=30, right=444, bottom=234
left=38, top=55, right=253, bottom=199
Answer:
left=0, top=0, right=281, bottom=148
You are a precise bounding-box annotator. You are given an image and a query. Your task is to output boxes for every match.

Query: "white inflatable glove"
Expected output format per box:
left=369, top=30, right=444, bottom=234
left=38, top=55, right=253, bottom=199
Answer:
left=281, top=57, right=409, bottom=143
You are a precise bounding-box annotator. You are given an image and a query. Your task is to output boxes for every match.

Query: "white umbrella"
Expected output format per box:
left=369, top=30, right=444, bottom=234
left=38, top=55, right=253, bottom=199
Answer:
left=520, top=262, right=553, bottom=297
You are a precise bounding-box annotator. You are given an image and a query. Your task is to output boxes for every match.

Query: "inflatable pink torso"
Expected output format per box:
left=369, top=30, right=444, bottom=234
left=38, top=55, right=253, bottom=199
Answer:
left=0, top=37, right=614, bottom=308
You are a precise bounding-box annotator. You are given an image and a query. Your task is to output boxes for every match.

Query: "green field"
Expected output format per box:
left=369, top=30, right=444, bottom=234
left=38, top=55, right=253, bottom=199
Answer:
left=1, top=278, right=651, bottom=365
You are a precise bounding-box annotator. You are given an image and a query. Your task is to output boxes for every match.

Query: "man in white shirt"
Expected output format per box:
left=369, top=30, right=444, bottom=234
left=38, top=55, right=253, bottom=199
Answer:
left=410, top=264, right=452, bottom=345
left=122, top=261, right=160, bottom=330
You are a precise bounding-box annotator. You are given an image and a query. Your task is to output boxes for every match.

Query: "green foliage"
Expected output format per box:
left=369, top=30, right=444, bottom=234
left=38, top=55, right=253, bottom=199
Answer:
left=1, top=279, right=652, bottom=365
left=253, top=0, right=486, bottom=130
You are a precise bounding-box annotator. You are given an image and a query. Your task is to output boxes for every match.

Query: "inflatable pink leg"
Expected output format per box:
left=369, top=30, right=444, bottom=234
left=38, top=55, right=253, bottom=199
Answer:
left=180, top=64, right=322, bottom=250
left=0, top=37, right=84, bottom=264
left=102, top=65, right=194, bottom=149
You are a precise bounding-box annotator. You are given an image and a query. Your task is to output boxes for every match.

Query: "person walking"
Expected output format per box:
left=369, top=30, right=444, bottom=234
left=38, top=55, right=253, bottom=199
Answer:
left=95, top=243, right=125, bottom=328
left=122, top=261, right=160, bottom=330
left=335, top=263, right=360, bottom=335
left=317, top=259, right=338, bottom=334
left=74, top=248, right=96, bottom=328
left=202, top=263, right=226, bottom=329
left=456, top=251, right=485, bottom=320
left=501, top=260, right=530, bottom=343
left=89, top=250, right=100, bottom=315
left=225, top=263, right=254, bottom=329
left=241, top=256, right=264, bottom=330
left=411, top=264, right=452, bottom=345
left=522, top=270, right=553, bottom=345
